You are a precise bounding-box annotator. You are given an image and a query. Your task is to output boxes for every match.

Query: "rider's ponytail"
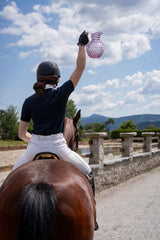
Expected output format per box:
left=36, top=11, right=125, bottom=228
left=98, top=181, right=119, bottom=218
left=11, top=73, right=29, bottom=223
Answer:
left=33, top=82, right=45, bottom=95
left=33, top=77, right=59, bottom=96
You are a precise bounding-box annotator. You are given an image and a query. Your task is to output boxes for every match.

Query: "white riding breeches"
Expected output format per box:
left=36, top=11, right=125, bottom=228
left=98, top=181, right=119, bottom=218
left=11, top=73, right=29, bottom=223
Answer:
left=12, top=133, right=91, bottom=175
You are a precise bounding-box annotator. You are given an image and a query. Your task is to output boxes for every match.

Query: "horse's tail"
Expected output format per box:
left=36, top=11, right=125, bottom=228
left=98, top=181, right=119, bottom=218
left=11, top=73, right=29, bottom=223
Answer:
left=18, top=183, right=57, bottom=240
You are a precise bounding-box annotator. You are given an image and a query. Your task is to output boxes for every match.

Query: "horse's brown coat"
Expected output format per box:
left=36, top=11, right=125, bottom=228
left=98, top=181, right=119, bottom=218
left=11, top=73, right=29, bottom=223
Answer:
left=0, top=112, right=96, bottom=240
left=0, top=160, right=96, bottom=240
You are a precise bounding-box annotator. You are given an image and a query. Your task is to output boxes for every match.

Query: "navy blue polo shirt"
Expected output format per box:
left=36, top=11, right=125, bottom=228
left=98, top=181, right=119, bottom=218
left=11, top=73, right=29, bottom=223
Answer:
left=21, top=80, right=74, bottom=135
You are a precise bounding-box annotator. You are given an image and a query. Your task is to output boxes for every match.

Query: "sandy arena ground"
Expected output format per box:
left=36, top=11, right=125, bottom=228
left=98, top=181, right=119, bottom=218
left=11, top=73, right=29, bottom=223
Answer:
left=0, top=149, right=25, bottom=182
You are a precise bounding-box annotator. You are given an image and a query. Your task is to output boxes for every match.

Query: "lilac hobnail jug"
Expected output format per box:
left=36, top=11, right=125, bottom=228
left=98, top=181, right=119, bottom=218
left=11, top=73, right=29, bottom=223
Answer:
left=86, top=32, right=104, bottom=58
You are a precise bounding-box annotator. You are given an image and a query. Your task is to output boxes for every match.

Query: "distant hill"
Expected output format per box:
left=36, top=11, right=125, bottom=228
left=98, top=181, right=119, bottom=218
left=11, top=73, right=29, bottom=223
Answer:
left=81, top=114, right=108, bottom=126
left=81, top=114, right=160, bottom=130
left=137, top=121, right=160, bottom=129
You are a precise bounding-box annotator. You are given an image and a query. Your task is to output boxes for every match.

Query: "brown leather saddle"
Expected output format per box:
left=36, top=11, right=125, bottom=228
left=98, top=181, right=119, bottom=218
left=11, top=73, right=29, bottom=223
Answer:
left=33, top=152, right=59, bottom=161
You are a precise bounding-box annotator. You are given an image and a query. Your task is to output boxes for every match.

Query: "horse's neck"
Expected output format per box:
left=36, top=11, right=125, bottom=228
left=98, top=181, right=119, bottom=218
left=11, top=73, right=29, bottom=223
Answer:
left=63, top=118, right=73, bottom=146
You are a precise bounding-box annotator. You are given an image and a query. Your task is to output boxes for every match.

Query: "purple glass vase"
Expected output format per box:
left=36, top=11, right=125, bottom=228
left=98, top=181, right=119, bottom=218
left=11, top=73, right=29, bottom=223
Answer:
left=86, top=32, right=104, bottom=58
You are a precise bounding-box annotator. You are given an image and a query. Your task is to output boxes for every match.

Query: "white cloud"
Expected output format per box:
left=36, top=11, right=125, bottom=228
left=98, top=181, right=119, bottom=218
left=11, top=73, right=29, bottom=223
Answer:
left=71, top=83, right=109, bottom=109
left=0, top=0, right=160, bottom=67
left=142, top=70, right=160, bottom=94
left=150, top=94, right=160, bottom=100
left=0, top=2, right=45, bottom=37
left=105, top=78, right=119, bottom=88
left=88, top=69, right=96, bottom=75
left=121, top=70, right=160, bottom=93
left=145, top=99, right=160, bottom=112
left=121, top=34, right=151, bottom=59
left=0, top=2, right=19, bottom=20
left=71, top=68, right=160, bottom=115
left=71, top=80, right=125, bottom=115
left=122, top=71, right=144, bottom=87
left=124, top=90, right=145, bottom=104
left=19, top=51, right=32, bottom=58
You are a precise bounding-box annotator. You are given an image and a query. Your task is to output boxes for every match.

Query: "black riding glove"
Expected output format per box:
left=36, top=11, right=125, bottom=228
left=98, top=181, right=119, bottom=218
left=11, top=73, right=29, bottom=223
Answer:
left=77, top=31, right=89, bottom=46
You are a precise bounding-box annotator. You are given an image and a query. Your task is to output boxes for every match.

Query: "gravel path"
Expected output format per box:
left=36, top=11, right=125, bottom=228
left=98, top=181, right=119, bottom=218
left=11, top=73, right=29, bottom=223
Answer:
left=94, top=166, right=160, bottom=240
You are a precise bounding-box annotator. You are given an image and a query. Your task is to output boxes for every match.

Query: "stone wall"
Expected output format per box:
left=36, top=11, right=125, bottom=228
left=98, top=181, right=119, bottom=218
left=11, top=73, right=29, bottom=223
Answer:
left=85, top=132, right=160, bottom=193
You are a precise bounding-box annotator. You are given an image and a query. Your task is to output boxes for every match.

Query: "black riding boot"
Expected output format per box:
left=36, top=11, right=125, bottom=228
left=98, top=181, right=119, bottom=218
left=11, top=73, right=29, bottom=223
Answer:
left=88, top=171, right=99, bottom=231
left=88, top=171, right=95, bottom=196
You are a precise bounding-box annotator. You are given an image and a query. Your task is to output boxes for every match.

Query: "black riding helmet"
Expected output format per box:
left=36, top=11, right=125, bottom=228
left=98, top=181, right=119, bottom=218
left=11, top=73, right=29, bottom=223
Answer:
left=37, top=61, right=60, bottom=77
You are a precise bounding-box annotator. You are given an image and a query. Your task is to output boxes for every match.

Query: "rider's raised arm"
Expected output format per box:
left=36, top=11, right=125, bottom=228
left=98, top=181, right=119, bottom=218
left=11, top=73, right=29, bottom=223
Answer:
left=70, top=31, right=89, bottom=88
left=70, top=45, right=86, bottom=88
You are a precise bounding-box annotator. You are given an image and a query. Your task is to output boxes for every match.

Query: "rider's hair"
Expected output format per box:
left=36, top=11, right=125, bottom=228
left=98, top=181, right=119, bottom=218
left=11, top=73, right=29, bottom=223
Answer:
left=33, top=76, right=59, bottom=96
left=33, top=82, right=46, bottom=96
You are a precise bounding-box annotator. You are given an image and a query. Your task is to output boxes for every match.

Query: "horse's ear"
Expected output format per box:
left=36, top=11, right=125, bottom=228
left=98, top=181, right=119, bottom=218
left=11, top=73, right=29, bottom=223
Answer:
left=73, top=110, right=81, bottom=125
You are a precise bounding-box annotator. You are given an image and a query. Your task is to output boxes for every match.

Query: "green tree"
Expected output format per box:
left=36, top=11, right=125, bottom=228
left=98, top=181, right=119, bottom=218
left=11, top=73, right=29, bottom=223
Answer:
left=83, top=118, right=115, bottom=136
left=83, top=122, right=102, bottom=133
left=66, top=99, right=77, bottom=118
left=0, top=105, right=19, bottom=139
left=146, top=124, right=156, bottom=130
left=28, top=119, right=34, bottom=133
left=92, top=122, right=104, bottom=132
left=66, top=99, right=82, bottom=128
left=119, top=120, right=137, bottom=130
left=104, top=118, right=115, bottom=130
left=104, top=118, right=115, bottom=138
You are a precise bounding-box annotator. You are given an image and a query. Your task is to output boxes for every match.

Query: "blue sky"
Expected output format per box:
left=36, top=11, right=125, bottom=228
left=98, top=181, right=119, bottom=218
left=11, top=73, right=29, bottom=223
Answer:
left=1, top=0, right=160, bottom=118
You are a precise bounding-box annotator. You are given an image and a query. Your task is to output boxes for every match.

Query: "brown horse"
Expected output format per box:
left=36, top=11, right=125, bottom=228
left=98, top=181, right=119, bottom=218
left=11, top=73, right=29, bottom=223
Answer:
left=63, top=110, right=81, bottom=151
left=0, top=111, right=96, bottom=240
